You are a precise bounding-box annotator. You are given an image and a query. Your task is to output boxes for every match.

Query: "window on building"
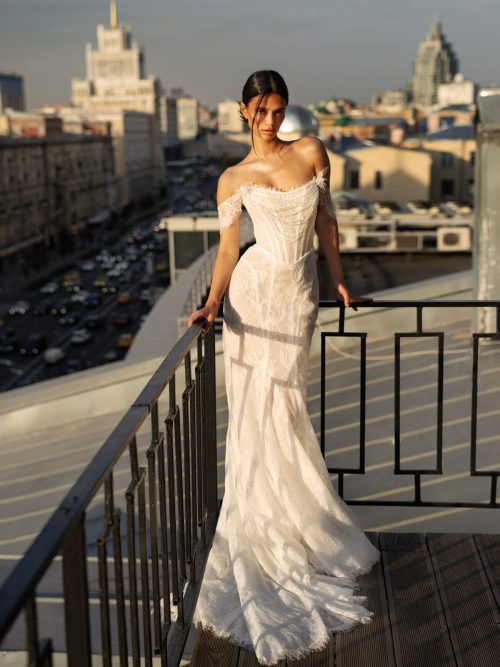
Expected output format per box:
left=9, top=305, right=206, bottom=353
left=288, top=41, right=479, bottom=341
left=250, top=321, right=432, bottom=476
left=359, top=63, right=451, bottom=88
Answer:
left=441, top=152, right=454, bottom=168
left=349, top=170, right=359, bottom=189
left=374, top=170, right=383, bottom=190
left=441, top=179, right=455, bottom=197
left=470, top=151, right=475, bottom=166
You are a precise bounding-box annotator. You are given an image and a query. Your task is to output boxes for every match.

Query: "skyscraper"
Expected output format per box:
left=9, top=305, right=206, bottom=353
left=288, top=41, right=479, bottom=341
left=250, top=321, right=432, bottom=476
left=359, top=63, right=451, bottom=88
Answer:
left=71, top=0, right=161, bottom=122
left=411, top=18, right=459, bottom=108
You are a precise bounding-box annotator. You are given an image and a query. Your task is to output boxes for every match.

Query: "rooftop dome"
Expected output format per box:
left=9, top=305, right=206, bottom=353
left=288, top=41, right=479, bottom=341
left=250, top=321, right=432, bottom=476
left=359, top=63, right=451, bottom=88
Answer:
left=279, top=104, right=319, bottom=136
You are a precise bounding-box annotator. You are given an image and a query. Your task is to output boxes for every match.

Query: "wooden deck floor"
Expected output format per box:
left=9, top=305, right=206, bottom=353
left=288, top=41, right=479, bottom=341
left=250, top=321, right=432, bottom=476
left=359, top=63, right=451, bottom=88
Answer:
left=190, top=531, right=500, bottom=666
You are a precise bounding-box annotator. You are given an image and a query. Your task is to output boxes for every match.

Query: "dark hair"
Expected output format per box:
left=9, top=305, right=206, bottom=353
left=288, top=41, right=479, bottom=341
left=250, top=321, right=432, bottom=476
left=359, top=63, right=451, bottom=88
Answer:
left=238, top=70, right=289, bottom=152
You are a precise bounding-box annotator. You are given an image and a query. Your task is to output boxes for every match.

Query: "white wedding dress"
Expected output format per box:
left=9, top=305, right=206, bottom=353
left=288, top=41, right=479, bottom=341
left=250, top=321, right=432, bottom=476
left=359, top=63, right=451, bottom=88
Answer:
left=192, top=167, right=381, bottom=665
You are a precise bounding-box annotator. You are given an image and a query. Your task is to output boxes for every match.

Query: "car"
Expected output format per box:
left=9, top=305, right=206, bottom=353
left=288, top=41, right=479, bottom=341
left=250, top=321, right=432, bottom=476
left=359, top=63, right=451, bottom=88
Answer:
left=70, top=290, right=90, bottom=304
left=32, top=299, right=52, bottom=316
left=19, top=333, right=47, bottom=355
left=84, top=314, right=104, bottom=330
left=71, top=328, right=92, bottom=345
left=80, top=260, right=96, bottom=272
left=93, top=277, right=107, bottom=288
left=116, top=332, right=134, bottom=348
left=113, top=312, right=133, bottom=326
left=0, top=328, right=18, bottom=353
left=9, top=300, right=30, bottom=315
left=140, top=288, right=152, bottom=302
left=59, top=314, right=80, bottom=326
left=44, top=347, right=66, bottom=364
left=51, top=300, right=72, bottom=315
left=40, top=281, right=59, bottom=294
left=117, top=291, right=132, bottom=304
left=102, top=350, right=121, bottom=363
left=84, top=292, right=102, bottom=307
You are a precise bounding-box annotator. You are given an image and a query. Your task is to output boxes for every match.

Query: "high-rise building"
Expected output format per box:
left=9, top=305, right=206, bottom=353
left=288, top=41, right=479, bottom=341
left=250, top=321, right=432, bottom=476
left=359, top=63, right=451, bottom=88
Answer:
left=411, top=18, right=459, bottom=108
left=70, top=0, right=164, bottom=199
left=218, top=100, right=245, bottom=133
left=0, top=74, right=25, bottom=113
left=71, top=0, right=160, bottom=120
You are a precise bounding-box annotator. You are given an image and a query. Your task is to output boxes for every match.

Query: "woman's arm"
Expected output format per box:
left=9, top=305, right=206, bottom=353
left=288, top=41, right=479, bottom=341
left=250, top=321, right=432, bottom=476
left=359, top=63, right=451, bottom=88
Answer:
left=187, top=172, right=241, bottom=331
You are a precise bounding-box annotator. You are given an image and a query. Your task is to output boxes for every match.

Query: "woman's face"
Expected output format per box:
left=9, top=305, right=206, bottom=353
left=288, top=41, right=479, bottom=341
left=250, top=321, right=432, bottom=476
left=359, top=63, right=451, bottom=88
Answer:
left=241, top=93, right=287, bottom=140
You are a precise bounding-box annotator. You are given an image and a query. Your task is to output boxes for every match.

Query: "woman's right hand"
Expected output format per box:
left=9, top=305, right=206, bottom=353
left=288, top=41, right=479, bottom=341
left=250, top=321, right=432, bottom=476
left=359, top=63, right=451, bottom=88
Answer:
left=187, top=301, right=220, bottom=333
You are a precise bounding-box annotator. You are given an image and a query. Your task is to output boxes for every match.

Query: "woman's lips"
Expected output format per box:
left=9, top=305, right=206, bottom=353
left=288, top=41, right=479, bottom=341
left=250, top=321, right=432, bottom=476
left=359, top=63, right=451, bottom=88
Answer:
left=262, top=129, right=274, bottom=135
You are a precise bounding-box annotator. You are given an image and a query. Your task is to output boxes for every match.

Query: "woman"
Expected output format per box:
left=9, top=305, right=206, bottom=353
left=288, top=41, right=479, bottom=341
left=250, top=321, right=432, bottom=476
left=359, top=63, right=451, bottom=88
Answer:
left=187, top=70, right=380, bottom=664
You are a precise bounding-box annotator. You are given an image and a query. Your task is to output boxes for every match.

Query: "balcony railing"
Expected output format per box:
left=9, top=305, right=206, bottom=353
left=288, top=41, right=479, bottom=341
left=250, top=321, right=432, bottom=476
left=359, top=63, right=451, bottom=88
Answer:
left=0, top=299, right=499, bottom=665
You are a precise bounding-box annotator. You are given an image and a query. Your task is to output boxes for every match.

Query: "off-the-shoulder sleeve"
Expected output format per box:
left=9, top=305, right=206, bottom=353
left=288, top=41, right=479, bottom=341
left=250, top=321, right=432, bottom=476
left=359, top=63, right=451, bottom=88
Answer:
left=217, top=189, right=242, bottom=230
left=316, top=168, right=337, bottom=220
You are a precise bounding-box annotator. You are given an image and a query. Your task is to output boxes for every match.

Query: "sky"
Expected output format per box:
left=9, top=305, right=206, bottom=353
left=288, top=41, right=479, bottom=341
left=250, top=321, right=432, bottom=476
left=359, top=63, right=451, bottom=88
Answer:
left=0, top=0, right=498, bottom=111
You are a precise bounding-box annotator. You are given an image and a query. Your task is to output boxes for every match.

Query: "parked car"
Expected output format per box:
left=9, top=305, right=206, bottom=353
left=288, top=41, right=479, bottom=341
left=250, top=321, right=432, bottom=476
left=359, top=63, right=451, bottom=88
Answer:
left=65, top=356, right=89, bottom=372
left=117, top=291, right=132, bottom=304
left=59, top=314, right=80, bottom=326
left=84, top=292, right=102, bottom=308
left=9, top=300, right=30, bottom=315
left=113, top=312, right=133, bottom=326
left=32, top=299, right=53, bottom=316
left=80, top=260, right=96, bottom=272
left=51, top=300, right=73, bottom=315
left=116, top=332, right=134, bottom=348
left=140, top=288, right=152, bottom=302
left=70, top=290, right=90, bottom=304
left=70, top=328, right=92, bottom=345
left=40, top=281, right=59, bottom=294
left=44, top=347, right=66, bottom=364
left=19, top=333, right=47, bottom=355
left=0, top=328, right=18, bottom=353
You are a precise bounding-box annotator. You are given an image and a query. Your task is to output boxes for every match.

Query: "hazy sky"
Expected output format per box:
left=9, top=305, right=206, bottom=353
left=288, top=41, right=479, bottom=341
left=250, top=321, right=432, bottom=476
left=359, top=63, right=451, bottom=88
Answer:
left=0, top=0, right=498, bottom=110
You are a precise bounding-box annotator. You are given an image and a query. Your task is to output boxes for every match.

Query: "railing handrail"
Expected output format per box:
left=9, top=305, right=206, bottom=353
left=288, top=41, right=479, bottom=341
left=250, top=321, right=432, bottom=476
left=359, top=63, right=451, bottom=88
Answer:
left=0, top=321, right=205, bottom=640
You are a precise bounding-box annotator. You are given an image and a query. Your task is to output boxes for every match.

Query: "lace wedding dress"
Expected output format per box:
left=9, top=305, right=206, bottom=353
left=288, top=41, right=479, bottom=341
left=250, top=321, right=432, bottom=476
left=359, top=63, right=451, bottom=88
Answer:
left=192, top=166, right=381, bottom=665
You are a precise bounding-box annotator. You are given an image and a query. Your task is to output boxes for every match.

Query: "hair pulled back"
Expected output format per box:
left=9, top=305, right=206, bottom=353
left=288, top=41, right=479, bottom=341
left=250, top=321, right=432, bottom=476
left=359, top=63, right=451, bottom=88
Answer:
left=238, top=70, right=289, bottom=152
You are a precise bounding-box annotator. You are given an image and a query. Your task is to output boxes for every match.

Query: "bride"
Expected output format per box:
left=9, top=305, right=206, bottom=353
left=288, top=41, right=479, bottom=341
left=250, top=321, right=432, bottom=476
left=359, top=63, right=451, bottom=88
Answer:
left=187, top=69, right=381, bottom=665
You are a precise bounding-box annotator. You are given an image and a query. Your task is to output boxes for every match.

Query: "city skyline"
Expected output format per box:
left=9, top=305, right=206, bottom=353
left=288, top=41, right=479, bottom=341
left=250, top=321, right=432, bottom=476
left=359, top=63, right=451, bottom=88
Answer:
left=0, top=0, right=498, bottom=110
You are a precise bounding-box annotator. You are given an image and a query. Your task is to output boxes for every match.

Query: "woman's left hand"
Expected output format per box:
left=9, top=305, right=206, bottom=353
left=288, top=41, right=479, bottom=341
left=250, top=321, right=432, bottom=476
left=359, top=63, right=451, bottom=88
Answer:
left=336, top=284, right=373, bottom=312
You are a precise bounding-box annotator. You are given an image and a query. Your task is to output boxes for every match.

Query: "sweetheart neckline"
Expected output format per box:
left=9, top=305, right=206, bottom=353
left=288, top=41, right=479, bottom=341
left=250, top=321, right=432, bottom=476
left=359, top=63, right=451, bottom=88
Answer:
left=236, top=170, right=326, bottom=195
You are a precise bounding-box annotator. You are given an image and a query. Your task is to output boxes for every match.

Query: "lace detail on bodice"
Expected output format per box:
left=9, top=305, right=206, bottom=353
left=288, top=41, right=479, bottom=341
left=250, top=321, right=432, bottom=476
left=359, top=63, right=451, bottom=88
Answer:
left=217, top=166, right=336, bottom=233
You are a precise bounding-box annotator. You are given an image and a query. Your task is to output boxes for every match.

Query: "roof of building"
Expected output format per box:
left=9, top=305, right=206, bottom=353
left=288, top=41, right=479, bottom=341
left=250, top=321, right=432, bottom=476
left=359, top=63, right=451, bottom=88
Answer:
left=426, top=124, right=475, bottom=140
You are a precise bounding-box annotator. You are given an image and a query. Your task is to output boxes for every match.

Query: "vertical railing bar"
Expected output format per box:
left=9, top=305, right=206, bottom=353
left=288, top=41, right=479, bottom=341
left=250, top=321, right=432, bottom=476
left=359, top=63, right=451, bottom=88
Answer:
left=126, top=485, right=140, bottom=667
left=147, top=439, right=162, bottom=653
left=183, top=354, right=193, bottom=570
left=104, top=474, right=114, bottom=525
left=189, top=357, right=198, bottom=566
left=394, top=334, right=401, bottom=473
left=174, top=392, right=187, bottom=586
left=25, top=593, right=39, bottom=667
left=200, top=338, right=207, bottom=550
left=112, top=509, right=128, bottom=667
left=97, top=531, right=112, bottom=667
left=130, top=436, right=139, bottom=482
left=320, top=333, right=326, bottom=457
left=138, top=472, right=153, bottom=667
left=436, top=333, right=444, bottom=473
left=204, top=326, right=218, bottom=515
left=157, top=435, right=172, bottom=636
left=359, top=335, right=367, bottom=472
left=62, top=513, right=91, bottom=667
left=471, top=334, right=479, bottom=475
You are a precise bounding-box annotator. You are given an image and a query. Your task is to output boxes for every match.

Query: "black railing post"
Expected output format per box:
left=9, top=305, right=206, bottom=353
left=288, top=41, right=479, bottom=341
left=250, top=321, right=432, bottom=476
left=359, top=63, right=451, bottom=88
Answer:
left=204, top=325, right=218, bottom=515
left=62, top=513, right=91, bottom=667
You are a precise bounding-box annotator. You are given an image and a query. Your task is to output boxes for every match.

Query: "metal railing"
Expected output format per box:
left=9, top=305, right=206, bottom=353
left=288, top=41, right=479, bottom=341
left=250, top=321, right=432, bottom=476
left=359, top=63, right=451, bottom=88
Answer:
left=1, top=299, right=499, bottom=666
left=0, top=321, right=217, bottom=666
left=318, top=299, right=500, bottom=509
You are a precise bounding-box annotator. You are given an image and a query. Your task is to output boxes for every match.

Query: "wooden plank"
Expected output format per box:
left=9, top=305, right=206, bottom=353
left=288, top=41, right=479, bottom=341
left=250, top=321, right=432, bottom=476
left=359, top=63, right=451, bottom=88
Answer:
left=427, top=533, right=500, bottom=666
left=335, top=532, right=396, bottom=667
left=474, top=533, right=500, bottom=613
left=381, top=532, right=456, bottom=666
left=190, top=623, right=240, bottom=666
left=237, top=645, right=286, bottom=666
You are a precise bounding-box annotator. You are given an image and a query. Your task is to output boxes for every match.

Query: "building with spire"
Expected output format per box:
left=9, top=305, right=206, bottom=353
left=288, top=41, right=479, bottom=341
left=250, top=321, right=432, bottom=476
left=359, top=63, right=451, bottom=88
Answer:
left=69, top=0, right=165, bottom=207
left=411, top=18, right=459, bottom=108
